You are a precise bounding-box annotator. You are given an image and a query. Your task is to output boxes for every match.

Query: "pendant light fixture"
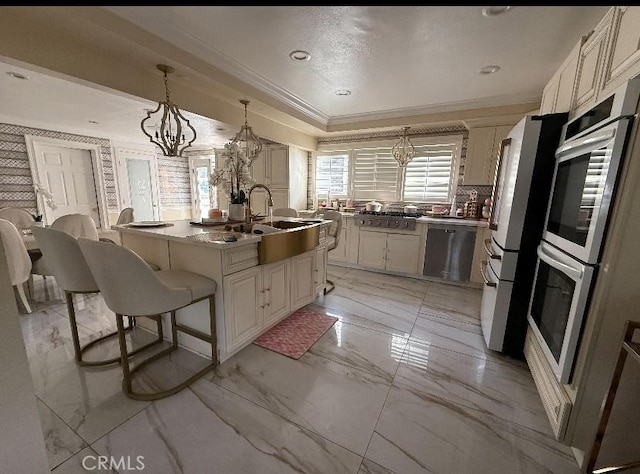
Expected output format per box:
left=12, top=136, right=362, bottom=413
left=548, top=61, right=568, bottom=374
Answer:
left=140, top=64, right=197, bottom=157
left=232, top=99, right=262, bottom=163
left=392, top=126, right=416, bottom=167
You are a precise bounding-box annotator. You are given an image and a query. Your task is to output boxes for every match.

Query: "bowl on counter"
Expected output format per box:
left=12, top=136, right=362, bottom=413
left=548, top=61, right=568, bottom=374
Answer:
left=403, top=205, right=418, bottom=215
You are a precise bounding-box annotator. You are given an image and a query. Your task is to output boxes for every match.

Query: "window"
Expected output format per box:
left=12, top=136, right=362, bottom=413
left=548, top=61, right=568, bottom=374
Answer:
left=315, top=153, right=349, bottom=200
left=353, top=147, right=398, bottom=201
left=403, top=143, right=456, bottom=202
left=315, top=134, right=462, bottom=204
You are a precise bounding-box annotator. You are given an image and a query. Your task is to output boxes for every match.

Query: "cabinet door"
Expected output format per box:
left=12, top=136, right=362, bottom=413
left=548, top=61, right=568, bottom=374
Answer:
left=263, top=261, right=290, bottom=326
left=271, top=188, right=289, bottom=210
left=249, top=188, right=269, bottom=216
left=600, top=7, right=640, bottom=98
left=328, top=227, right=347, bottom=263
left=540, top=73, right=560, bottom=115
left=554, top=39, right=582, bottom=113
left=290, top=250, right=316, bottom=310
left=314, top=245, right=327, bottom=295
left=268, top=145, right=289, bottom=188
left=357, top=231, right=387, bottom=269
left=250, top=149, right=267, bottom=185
left=385, top=234, right=422, bottom=274
left=574, top=13, right=612, bottom=111
left=223, top=266, right=263, bottom=353
left=487, top=126, right=512, bottom=186
left=464, top=127, right=495, bottom=185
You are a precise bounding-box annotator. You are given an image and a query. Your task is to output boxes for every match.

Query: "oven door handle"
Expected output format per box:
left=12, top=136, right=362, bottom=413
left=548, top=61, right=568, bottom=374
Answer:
left=556, top=129, right=616, bottom=159
left=537, top=246, right=583, bottom=280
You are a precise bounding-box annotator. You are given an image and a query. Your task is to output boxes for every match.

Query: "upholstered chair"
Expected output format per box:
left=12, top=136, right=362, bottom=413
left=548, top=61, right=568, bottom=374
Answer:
left=0, top=218, right=33, bottom=313
left=319, top=209, right=342, bottom=294
left=0, top=207, right=35, bottom=232
left=32, top=226, right=163, bottom=366
left=116, top=207, right=135, bottom=225
left=78, top=238, right=218, bottom=401
left=271, top=207, right=298, bottom=218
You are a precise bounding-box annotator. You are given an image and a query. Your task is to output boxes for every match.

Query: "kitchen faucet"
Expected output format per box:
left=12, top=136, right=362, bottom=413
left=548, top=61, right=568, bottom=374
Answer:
left=246, top=184, right=274, bottom=224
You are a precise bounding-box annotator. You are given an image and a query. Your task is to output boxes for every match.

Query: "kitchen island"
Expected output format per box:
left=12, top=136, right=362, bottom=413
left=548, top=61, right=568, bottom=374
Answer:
left=114, top=218, right=331, bottom=363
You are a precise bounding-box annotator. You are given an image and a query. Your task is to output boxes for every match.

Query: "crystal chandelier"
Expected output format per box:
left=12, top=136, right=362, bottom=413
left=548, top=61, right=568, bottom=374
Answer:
left=140, top=64, right=197, bottom=157
left=391, top=126, right=416, bottom=167
left=232, top=99, right=262, bottom=163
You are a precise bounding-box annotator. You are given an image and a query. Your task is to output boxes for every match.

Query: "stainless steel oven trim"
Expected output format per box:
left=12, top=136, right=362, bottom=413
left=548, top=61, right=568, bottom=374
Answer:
left=527, top=241, right=595, bottom=384
left=543, top=117, right=633, bottom=264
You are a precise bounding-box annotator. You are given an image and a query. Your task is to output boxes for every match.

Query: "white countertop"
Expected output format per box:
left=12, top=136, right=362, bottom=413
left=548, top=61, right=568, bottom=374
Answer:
left=114, top=218, right=331, bottom=249
left=301, top=210, right=488, bottom=227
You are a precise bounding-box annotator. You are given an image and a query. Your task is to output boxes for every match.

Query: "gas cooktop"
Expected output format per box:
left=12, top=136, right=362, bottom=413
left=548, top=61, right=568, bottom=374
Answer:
left=358, top=210, right=424, bottom=218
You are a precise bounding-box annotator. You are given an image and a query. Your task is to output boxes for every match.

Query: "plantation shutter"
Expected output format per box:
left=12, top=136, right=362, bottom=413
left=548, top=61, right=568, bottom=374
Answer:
left=315, top=154, right=349, bottom=198
left=353, top=147, right=398, bottom=201
left=403, top=143, right=455, bottom=202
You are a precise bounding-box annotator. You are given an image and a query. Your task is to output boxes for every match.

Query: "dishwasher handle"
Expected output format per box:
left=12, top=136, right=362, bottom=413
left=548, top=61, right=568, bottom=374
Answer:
left=483, top=239, right=501, bottom=260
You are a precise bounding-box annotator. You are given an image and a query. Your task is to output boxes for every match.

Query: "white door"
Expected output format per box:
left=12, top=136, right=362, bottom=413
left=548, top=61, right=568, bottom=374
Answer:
left=190, top=157, right=214, bottom=219
left=35, top=144, right=100, bottom=225
left=126, top=158, right=156, bottom=221
left=314, top=245, right=327, bottom=295
left=115, top=147, right=160, bottom=222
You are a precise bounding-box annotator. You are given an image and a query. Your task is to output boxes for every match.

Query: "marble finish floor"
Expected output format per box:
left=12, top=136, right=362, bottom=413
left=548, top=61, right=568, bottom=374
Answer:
left=18, top=268, right=579, bottom=473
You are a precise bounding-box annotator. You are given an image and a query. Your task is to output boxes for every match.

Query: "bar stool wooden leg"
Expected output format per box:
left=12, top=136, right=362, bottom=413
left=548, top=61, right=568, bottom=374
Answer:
left=116, top=314, right=133, bottom=394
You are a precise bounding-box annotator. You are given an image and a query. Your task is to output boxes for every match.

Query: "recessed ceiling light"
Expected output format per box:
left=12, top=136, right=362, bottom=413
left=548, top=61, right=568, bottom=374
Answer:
left=477, top=65, right=501, bottom=75
left=88, top=120, right=99, bottom=124
left=6, top=71, right=29, bottom=80
left=335, top=89, right=352, bottom=96
left=289, top=50, right=311, bottom=61
left=482, top=6, right=512, bottom=17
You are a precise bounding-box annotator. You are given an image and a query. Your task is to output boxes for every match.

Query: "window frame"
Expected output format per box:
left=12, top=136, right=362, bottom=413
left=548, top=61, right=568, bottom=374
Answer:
left=315, top=134, right=462, bottom=205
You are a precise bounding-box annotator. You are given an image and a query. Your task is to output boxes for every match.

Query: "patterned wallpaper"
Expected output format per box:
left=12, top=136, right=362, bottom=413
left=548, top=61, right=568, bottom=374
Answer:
left=157, top=154, right=192, bottom=209
left=0, top=122, right=117, bottom=214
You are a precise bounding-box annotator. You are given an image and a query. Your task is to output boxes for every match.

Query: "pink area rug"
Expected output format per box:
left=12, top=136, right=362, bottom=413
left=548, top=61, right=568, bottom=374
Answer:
left=253, top=309, right=338, bottom=359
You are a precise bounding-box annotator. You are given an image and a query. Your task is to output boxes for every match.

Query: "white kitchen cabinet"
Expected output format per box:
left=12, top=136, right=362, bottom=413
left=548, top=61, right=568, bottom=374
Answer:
left=358, top=231, right=387, bottom=269
left=599, top=7, right=640, bottom=100
left=465, top=125, right=513, bottom=185
left=263, top=260, right=290, bottom=326
left=385, top=234, right=422, bottom=274
left=248, top=143, right=308, bottom=215
left=290, top=250, right=316, bottom=309
left=540, top=39, right=584, bottom=115
left=573, top=10, right=613, bottom=113
left=223, top=266, right=263, bottom=353
left=358, top=230, right=422, bottom=274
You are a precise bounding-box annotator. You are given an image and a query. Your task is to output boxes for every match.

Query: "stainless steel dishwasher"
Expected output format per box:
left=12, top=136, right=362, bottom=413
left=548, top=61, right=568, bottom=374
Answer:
left=423, top=223, right=476, bottom=281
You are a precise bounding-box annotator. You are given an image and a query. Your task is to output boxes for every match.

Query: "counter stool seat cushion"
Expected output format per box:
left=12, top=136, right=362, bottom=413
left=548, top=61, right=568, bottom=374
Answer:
left=156, top=270, right=217, bottom=301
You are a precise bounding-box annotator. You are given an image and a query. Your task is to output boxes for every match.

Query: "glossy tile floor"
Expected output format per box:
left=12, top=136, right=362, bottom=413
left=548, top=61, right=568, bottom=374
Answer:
left=19, top=267, right=580, bottom=473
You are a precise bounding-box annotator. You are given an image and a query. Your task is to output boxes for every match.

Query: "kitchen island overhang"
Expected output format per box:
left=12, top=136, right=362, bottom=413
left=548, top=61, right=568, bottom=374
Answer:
left=114, top=218, right=331, bottom=363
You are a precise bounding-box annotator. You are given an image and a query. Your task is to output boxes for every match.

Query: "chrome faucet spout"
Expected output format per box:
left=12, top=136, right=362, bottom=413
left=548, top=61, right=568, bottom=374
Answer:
left=247, top=184, right=273, bottom=223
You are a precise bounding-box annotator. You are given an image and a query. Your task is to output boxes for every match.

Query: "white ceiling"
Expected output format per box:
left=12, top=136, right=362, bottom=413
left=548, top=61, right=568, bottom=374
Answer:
left=107, top=6, right=609, bottom=125
left=0, top=6, right=610, bottom=146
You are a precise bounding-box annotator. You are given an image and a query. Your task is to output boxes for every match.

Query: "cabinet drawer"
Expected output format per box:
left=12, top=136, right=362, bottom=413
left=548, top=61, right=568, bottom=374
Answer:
left=223, top=244, right=259, bottom=275
left=524, top=329, right=572, bottom=441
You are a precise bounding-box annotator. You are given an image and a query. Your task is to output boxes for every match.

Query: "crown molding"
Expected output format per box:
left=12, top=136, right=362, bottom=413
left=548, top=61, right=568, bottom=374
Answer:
left=326, top=92, right=542, bottom=127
